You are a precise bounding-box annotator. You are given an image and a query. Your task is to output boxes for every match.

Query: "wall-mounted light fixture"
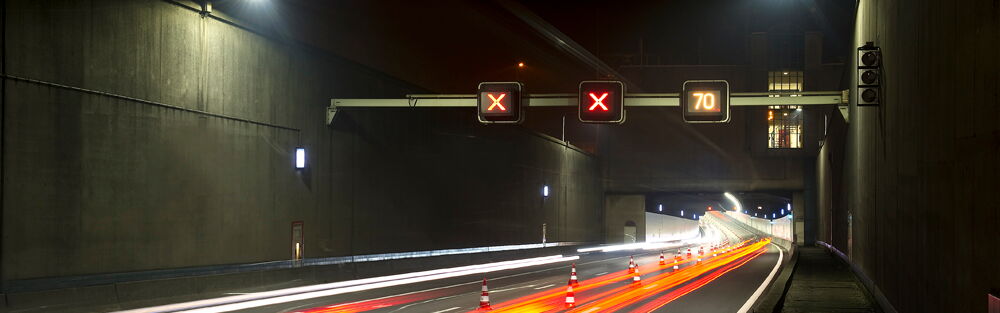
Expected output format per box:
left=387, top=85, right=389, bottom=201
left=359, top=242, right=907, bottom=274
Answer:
left=295, top=147, right=306, bottom=169
left=542, top=185, right=549, bottom=197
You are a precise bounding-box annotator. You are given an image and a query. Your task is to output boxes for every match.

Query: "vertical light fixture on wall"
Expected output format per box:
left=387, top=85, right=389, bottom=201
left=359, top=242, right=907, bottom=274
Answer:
left=295, top=147, right=306, bottom=169
left=542, top=185, right=549, bottom=197
left=658, top=204, right=663, bottom=212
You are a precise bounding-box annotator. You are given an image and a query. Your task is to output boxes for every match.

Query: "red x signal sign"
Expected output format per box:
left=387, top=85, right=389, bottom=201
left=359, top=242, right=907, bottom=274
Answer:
left=486, top=93, right=507, bottom=111
left=477, top=82, right=524, bottom=124
left=579, top=81, right=625, bottom=124
left=588, top=92, right=609, bottom=111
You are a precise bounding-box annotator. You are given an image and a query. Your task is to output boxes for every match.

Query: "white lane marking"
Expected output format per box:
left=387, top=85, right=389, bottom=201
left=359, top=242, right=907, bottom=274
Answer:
left=642, top=283, right=659, bottom=290
left=431, top=307, right=462, bottom=313
left=595, top=271, right=609, bottom=276
left=736, top=243, right=784, bottom=313
left=175, top=256, right=579, bottom=313
left=533, top=284, right=556, bottom=290
left=580, top=306, right=602, bottom=313
left=492, top=284, right=536, bottom=293
left=223, top=293, right=252, bottom=295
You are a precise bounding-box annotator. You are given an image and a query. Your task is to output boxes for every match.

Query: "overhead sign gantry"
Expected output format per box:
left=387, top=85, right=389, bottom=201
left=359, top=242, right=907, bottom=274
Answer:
left=327, top=81, right=843, bottom=126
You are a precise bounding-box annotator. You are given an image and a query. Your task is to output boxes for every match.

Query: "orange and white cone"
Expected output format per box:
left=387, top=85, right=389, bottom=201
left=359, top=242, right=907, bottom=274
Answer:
left=659, top=252, right=666, bottom=265
left=632, top=265, right=641, bottom=284
left=479, top=278, right=491, bottom=310
left=628, top=256, right=635, bottom=273
left=565, top=280, right=576, bottom=308
left=569, top=263, right=579, bottom=286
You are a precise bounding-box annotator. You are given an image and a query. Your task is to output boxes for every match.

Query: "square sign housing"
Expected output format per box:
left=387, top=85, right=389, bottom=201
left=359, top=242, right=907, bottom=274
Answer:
left=681, top=80, right=730, bottom=123
left=579, top=81, right=625, bottom=124
left=477, top=82, right=525, bottom=124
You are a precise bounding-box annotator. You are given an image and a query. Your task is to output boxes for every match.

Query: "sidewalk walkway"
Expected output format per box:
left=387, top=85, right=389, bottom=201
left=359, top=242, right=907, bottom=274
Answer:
left=780, top=246, right=878, bottom=313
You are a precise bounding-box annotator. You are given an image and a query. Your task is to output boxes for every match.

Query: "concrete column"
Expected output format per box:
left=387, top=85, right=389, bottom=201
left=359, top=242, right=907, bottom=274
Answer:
left=793, top=191, right=805, bottom=245
left=604, top=195, right=646, bottom=244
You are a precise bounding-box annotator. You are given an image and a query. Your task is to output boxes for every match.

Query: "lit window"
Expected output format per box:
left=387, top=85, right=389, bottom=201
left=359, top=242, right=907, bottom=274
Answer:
left=768, top=105, right=803, bottom=149
left=768, top=71, right=803, bottom=93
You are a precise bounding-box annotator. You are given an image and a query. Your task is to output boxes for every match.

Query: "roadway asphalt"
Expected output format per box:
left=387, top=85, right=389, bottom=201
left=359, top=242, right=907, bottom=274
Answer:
left=235, top=238, right=783, bottom=312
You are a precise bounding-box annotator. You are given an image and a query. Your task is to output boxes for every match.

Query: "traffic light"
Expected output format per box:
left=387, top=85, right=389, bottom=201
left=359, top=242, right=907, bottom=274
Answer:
left=681, top=80, right=730, bottom=123
left=477, top=82, right=525, bottom=123
left=857, top=42, right=880, bottom=106
left=578, top=81, right=625, bottom=124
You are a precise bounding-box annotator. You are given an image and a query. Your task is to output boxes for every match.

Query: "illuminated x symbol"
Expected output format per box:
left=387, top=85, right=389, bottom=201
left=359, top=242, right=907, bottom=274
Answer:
left=487, top=93, right=507, bottom=111
left=588, top=92, right=609, bottom=111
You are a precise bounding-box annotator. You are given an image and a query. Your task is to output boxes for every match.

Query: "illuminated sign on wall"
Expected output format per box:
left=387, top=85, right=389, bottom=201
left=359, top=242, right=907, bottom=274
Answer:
left=578, top=81, right=625, bottom=124
left=477, top=82, right=525, bottom=124
left=681, top=80, right=730, bottom=123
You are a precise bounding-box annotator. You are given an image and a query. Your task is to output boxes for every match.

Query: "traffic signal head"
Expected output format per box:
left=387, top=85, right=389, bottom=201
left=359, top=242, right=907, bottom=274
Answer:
left=477, top=82, right=525, bottom=123
left=857, top=43, right=880, bottom=106
left=681, top=80, right=730, bottom=123
left=578, top=81, right=625, bottom=124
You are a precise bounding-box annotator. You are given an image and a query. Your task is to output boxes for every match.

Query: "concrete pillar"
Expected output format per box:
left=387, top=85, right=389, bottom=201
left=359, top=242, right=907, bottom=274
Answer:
left=793, top=191, right=805, bottom=245
left=604, top=195, right=646, bottom=244
left=749, top=32, right=769, bottom=91
left=804, top=32, right=823, bottom=91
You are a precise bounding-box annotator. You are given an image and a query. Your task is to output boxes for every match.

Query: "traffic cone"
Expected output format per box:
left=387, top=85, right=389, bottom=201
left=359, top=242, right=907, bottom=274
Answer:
left=628, top=256, right=635, bottom=273
left=564, top=280, right=576, bottom=308
left=659, top=252, right=666, bottom=265
left=569, top=263, right=579, bottom=286
left=632, top=265, right=641, bottom=284
left=479, top=278, right=491, bottom=310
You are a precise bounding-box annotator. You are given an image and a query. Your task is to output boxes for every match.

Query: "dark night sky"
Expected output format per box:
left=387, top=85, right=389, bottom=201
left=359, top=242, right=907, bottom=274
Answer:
left=221, top=0, right=856, bottom=93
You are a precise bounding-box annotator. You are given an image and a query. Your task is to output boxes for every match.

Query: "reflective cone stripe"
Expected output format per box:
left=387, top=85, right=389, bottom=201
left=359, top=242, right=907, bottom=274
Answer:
left=659, top=252, right=666, bottom=265
left=565, top=280, right=576, bottom=308
left=570, top=263, right=579, bottom=286
left=632, top=266, right=641, bottom=284
left=479, top=278, right=491, bottom=310
left=628, top=256, right=635, bottom=273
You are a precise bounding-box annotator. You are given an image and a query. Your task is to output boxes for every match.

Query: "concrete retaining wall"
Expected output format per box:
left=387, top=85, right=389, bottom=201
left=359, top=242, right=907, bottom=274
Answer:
left=644, top=212, right=699, bottom=242
left=0, top=0, right=604, bottom=285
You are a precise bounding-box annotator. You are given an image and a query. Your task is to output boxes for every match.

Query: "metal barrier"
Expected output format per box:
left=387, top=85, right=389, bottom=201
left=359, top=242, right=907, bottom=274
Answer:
left=3, top=242, right=585, bottom=293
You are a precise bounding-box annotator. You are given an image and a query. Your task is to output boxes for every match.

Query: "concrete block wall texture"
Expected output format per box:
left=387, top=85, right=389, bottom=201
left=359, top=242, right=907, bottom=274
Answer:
left=833, top=0, right=1000, bottom=312
left=0, top=0, right=604, bottom=283
left=643, top=212, right=699, bottom=242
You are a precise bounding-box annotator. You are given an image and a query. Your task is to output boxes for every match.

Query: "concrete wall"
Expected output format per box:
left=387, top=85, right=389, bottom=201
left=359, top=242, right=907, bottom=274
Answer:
left=644, top=212, right=699, bottom=243
left=830, top=0, right=1000, bottom=312
left=725, top=212, right=792, bottom=242
left=605, top=195, right=646, bottom=244
left=1, top=0, right=603, bottom=283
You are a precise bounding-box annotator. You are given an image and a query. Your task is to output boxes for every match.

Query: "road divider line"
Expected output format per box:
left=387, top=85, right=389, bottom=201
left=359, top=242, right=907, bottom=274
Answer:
left=737, top=243, right=783, bottom=313
left=116, top=255, right=572, bottom=313
left=533, top=284, right=555, bottom=290
left=431, top=307, right=462, bottom=313
left=175, top=256, right=579, bottom=313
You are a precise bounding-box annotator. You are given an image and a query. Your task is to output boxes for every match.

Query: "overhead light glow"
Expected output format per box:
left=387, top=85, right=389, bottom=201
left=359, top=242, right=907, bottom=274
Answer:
left=542, top=185, right=549, bottom=197
left=724, top=192, right=743, bottom=213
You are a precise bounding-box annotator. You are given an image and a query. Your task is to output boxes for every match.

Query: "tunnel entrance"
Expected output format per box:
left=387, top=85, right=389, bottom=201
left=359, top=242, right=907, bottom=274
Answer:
left=624, top=221, right=637, bottom=243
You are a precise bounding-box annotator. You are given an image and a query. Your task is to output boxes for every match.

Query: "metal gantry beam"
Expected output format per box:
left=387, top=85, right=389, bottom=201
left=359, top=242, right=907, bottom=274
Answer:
left=330, top=91, right=843, bottom=109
